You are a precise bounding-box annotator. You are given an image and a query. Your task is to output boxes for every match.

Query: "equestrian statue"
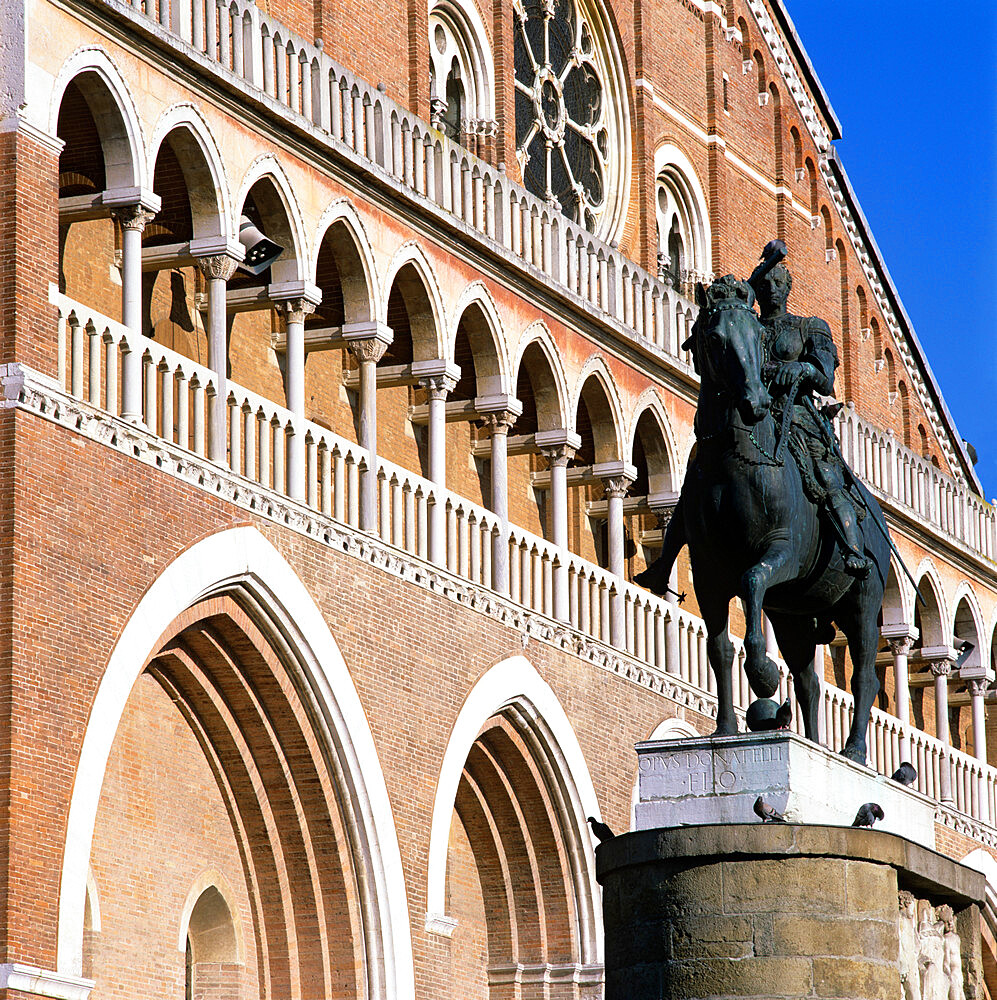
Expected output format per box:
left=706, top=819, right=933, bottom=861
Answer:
left=636, top=240, right=897, bottom=764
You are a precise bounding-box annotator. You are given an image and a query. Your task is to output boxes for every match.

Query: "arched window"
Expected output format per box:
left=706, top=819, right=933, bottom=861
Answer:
left=182, top=883, right=242, bottom=1000
left=790, top=126, right=804, bottom=180
left=513, top=0, right=630, bottom=239
left=654, top=145, right=711, bottom=289
left=429, top=0, right=495, bottom=150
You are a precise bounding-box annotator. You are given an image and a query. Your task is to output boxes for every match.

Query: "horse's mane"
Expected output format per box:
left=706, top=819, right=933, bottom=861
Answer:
left=683, top=275, right=758, bottom=366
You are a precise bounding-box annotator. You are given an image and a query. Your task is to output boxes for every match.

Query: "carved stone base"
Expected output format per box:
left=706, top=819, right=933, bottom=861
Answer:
left=634, top=731, right=937, bottom=848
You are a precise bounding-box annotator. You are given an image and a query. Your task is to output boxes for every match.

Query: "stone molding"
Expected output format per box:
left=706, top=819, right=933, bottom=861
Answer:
left=274, top=298, right=318, bottom=325
left=0, top=363, right=712, bottom=717
left=424, top=912, right=458, bottom=937
left=111, top=205, right=157, bottom=232
left=0, top=965, right=94, bottom=1000
left=539, top=443, right=575, bottom=468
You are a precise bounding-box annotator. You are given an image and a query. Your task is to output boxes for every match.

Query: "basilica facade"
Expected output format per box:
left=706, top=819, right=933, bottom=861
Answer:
left=0, top=0, right=995, bottom=996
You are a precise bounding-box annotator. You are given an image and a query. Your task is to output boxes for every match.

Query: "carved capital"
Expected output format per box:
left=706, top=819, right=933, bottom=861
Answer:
left=275, top=298, right=317, bottom=325
left=968, top=679, right=990, bottom=699
left=195, top=254, right=240, bottom=281
left=929, top=659, right=953, bottom=679
left=480, top=410, right=518, bottom=435
left=602, top=475, right=632, bottom=500
left=420, top=374, right=457, bottom=400
left=113, top=205, right=157, bottom=232
left=887, top=636, right=914, bottom=658
left=652, top=507, right=674, bottom=531
left=540, top=444, right=575, bottom=468
left=347, top=337, right=389, bottom=365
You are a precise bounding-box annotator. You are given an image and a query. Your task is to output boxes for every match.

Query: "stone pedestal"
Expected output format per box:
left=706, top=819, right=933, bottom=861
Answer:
left=597, top=825, right=985, bottom=1000
left=635, top=731, right=937, bottom=848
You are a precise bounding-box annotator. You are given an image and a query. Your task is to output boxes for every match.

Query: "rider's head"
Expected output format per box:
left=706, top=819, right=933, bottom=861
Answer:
left=756, top=263, right=792, bottom=316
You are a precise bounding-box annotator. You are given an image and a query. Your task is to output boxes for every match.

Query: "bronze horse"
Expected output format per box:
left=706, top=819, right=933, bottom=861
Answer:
left=636, top=276, right=890, bottom=763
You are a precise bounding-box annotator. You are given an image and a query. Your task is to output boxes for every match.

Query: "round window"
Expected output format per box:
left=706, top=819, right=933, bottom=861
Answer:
left=513, top=0, right=628, bottom=238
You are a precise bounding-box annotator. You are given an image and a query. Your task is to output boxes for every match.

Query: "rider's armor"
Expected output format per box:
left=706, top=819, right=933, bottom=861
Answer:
left=760, top=313, right=872, bottom=578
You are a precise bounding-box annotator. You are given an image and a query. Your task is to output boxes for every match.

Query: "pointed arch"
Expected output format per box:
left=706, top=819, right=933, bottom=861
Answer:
left=50, top=47, right=146, bottom=192
left=913, top=559, right=948, bottom=648
left=312, top=199, right=380, bottom=325
left=951, top=583, right=986, bottom=670
left=628, top=388, right=681, bottom=493
left=881, top=556, right=914, bottom=631
left=425, top=655, right=602, bottom=967
left=148, top=104, right=230, bottom=242
left=178, top=870, right=246, bottom=963
left=381, top=242, right=447, bottom=360
left=570, top=356, right=626, bottom=463
left=512, top=322, right=571, bottom=431
left=654, top=142, right=712, bottom=282
left=234, top=156, right=308, bottom=281
left=57, top=527, right=414, bottom=1000
left=450, top=283, right=512, bottom=399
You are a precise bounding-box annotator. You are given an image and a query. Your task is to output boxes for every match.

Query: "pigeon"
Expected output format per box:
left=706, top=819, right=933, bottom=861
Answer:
left=774, top=698, right=793, bottom=730
left=753, top=795, right=786, bottom=823
left=587, top=816, right=615, bottom=843
left=891, top=762, right=917, bottom=787
left=852, top=803, right=884, bottom=828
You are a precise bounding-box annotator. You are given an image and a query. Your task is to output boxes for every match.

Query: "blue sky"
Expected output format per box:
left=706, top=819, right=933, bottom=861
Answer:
left=785, top=3, right=997, bottom=499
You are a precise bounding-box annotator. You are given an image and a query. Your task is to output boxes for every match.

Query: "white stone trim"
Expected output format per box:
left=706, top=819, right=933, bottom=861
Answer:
left=511, top=321, right=572, bottom=429
left=380, top=241, right=448, bottom=360
left=0, top=115, right=65, bottom=154
left=424, top=655, right=604, bottom=964
left=55, top=524, right=415, bottom=1000
left=311, top=198, right=381, bottom=323
left=0, top=965, right=94, bottom=1000
left=570, top=355, right=627, bottom=462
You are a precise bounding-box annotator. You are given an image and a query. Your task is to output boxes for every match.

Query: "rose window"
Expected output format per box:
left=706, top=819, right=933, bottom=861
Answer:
left=513, top=0, right=626, bottom=237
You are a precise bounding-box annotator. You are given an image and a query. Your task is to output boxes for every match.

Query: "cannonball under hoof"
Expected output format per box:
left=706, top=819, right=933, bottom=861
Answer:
left=745, top=698, right=781, bottom=732
left=745, top=654, right=780, bottom=698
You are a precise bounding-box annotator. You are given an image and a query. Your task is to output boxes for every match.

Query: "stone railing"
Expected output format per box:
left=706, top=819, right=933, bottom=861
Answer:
left=836, top=406, right=997, bottom=566
left=96, top=0, right=696, bottom=370
left=48, top=288, right=997, bottom=834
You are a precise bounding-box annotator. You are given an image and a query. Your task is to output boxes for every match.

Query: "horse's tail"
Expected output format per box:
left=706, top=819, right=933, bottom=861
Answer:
left=633, top=494, right=687, bottom=597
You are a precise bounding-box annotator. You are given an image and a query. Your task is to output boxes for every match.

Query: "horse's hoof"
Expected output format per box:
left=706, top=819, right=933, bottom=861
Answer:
left=745, top=655, right=780, bottom=698
left=839, top=745, right=867, bottom=766
left=711, top=722, right=740, bottom=738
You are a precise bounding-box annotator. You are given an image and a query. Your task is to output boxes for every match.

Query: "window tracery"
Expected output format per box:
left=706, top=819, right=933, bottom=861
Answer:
left=654, top=149, right=711, bottom=290
left=429, top=2, right=495, bottom=154
left=513, top=0, right=628, bottom=238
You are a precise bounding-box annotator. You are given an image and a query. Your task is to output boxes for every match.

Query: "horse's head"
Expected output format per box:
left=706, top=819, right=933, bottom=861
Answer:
left=689, top=276, right=771, bottom=424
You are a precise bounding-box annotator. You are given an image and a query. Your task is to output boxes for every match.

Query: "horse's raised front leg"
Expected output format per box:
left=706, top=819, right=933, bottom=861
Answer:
left=693, top=571, right=738, bottom=736
left=741, top=537, right=798, bottom=698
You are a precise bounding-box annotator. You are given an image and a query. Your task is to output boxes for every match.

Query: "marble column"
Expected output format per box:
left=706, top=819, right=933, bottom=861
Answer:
left=418, top=369, right=458, bottom=566
left=274, top=296, right=317, bottom=500
left=479, top=407, right=518, bottom=595
left=539, top=443, right=575, bottom=622
left=194, top=254, right=240, bottom=463
left=113, top=204, right=158, bottom=424
left=968, top=679, right=990, bottom=763
left=930, top=658, right=954, bottom=802
left=344, top=322, right=393, bottom=533
left=604, top=476, right=630, bottom=648
left=887, top=634, right=914, bottom=761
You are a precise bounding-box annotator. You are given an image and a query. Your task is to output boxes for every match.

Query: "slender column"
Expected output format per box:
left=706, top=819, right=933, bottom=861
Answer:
left=113, top=205, right=157, bottom=423
left=344, top=323, right=392, bottom=532
left=603, top=474, right=635, bottom=648
left=887, top=634, right=914, bottom=762
left=420, top=372, right=458, bottom=566
left=195, top=254, right=240, bottom=463
left=968, top=679, right=990, bottom=763
left=274, top=297, right=317, bottom=500
left=930, top=658, right=954, bottom=803
left=652, top=505, right=681, bottom=674
left=539, top=443, right=575, bottom=622
left=480, top=408, right=518, bottom=594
